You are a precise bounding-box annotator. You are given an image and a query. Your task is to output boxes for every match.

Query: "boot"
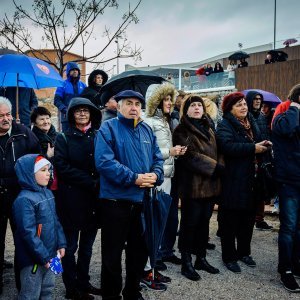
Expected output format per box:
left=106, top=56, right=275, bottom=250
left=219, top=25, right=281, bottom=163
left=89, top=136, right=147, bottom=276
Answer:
left=181, top=252, right=200, bottom=281
left=194, top=257, right=219, bottom=274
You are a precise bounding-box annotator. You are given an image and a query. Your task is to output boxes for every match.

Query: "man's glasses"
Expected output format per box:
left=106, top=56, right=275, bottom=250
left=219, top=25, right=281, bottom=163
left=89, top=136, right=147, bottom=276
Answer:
left=74, top=108, right=89, bottom=115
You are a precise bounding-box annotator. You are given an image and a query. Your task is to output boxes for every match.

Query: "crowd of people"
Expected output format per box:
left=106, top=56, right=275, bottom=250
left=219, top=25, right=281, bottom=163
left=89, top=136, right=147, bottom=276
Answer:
left=0, top=61, right=300, bottom=299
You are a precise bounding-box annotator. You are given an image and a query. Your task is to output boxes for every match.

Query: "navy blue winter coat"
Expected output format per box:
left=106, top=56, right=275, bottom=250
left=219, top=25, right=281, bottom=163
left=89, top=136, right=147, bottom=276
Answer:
left=272, top=106, right=300, bottom=187
left=12, top=154, right=66, bottom=270
left=95, top=112, right=164, bottom=202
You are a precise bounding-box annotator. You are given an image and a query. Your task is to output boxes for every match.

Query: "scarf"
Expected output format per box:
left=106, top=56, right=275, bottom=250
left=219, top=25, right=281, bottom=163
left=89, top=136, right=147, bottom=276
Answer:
left=237, top=117, right=253, bottom=141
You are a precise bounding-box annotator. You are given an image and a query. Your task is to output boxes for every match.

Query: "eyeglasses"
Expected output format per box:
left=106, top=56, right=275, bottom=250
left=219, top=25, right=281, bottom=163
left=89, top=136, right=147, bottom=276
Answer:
left=254, top=97, right=262, bottom=100
left=74, top=108, right=89, bottom=115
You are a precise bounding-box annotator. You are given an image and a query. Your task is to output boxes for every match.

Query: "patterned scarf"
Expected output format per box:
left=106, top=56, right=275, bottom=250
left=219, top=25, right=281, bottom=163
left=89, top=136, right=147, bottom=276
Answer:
left=237, top=117, right=253, bottom=141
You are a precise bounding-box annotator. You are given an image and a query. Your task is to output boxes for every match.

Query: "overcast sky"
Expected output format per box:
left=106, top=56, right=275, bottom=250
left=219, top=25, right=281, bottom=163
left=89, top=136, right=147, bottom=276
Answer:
left=1, top=0, right=299, bottom=76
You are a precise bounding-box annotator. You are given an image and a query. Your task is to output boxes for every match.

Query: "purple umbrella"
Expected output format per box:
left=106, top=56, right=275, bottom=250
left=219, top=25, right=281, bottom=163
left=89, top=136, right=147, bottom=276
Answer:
left=242, top=89, right=281, bottom=107
left=283, top=38, right=297, bottom=46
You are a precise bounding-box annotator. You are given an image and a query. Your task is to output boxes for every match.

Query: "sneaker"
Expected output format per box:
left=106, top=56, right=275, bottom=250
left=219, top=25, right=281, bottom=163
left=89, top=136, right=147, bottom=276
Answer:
left=281, top=271, right=300, bottom=292
left=224, top=261, right=241, bottom=273
left=256, top=221, right=273, bottom=231
left=239, top=256, right=256, bottom=268
left=162, top=255, right=181, bottom=265
left=155, top=260, right=167, bottom=271
left=140, top=274, right=167, bottom=291
left=153, top=270, right=171, bottom=284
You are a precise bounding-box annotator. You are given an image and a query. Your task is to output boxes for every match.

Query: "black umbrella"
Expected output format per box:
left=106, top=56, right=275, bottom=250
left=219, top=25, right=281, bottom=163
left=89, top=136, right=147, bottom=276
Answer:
left=228, top=51, right=250, bottom=61
left=267, top=50, right=288, bottom=60
left=99, top=69, right=166, bottom=106
left=142, top=188, right=172, bottom=277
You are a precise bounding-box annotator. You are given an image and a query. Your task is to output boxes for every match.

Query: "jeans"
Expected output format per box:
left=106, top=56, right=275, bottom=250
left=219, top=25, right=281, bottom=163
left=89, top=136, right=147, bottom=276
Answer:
left=178, top=198, right=214, bottom=257
left=62, top=228, right=97, bottom=292
left=18, top=265, right=55, bottom=300
left=101, top=199, right=148, bottom=300
left=278, top=184, right=300, bottom=273
left=219, top=209, right=255, bottom=263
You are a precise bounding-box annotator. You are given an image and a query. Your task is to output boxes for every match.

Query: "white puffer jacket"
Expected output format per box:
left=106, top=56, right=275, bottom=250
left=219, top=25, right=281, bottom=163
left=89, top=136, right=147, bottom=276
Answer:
left=144, top=109, right=174, bottom=177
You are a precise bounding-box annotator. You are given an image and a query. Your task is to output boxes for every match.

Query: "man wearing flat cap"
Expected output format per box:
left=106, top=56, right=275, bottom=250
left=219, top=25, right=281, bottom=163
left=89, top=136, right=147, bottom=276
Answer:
left=95, top=90, right=164, bottom=300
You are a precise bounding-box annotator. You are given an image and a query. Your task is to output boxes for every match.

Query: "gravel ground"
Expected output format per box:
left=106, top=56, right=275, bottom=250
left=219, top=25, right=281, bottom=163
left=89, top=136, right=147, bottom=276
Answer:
left=2, top=212, right=299, bottom=300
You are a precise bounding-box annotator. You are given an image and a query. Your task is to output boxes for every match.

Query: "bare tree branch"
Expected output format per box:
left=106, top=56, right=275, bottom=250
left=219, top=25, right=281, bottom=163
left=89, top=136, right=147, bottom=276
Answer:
left=0, top=0, right=142, bottom=75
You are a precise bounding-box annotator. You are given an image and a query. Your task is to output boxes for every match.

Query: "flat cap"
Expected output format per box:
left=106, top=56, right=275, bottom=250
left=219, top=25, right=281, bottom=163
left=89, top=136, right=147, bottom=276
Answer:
left=114, top=90, right=145, bottom=104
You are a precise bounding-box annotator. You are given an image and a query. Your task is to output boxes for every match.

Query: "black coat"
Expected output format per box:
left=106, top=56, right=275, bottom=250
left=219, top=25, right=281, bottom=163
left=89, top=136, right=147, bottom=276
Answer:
left=81, top=86, right=102, bottom=108
left=54, top=126, right=99, bottom=230
left=0, top=121, right=40, bottom=215
left=216, top=112, right=261, bottom=211
left=32, top=125, right=58, bottom=159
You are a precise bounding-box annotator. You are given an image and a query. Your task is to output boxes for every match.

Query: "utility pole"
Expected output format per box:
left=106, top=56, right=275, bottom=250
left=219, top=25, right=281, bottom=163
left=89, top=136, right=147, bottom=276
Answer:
left=115, top=37, right=120, bottom=75
left=274, top=0, right=277, bottom=49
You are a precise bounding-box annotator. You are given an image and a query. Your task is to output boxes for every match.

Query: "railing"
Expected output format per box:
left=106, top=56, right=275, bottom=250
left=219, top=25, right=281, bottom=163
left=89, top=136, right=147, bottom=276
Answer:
left=171, top=72, right=235, bottom=91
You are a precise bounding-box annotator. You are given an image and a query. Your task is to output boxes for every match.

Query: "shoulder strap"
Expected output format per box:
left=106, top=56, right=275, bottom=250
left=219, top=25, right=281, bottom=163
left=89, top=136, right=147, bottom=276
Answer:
left=61, top=132, right=67, bottom=144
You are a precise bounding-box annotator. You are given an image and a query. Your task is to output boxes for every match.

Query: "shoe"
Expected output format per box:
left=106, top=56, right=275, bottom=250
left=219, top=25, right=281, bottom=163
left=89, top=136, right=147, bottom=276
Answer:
left=155, top=260, right=167, bottom=271
left=239, top=256, right=256, bottom=268
left=181, top=252, right=201, bottom=281
left=225, top=261, right=241, bottom=273
left=206, top=242, right=216, bottom=250
left=194, top=257, right=219, bottom=274
left=3, top=260, right=13, bottom=269
left=256, top=221, right=273, bottom=231
left=86, top=283, right=101, bottom=295
left=142, top=269, right=171, bottom=284
left=140, top=276, right=167, bottom=291
left=293, top=269, right=300, bottom=279
left=69, top=289, right=94, bottom=300
left=162, top=255, right=181, bottom=265
left=281, top=271, right=300, bottom=292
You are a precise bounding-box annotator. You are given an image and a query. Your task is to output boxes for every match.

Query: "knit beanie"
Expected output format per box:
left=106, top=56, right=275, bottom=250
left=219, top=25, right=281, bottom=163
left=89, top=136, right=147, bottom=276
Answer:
left=34, top=155, right=51, bottom=173
left=221, top=92, right=245, bottom=113
left=181, top=95, right=206, bottom=116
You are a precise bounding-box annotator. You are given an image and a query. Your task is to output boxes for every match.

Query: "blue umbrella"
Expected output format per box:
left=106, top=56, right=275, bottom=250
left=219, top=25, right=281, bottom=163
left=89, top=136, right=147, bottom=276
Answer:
left=0, top=54, right=64, bottom=120
left=242, top=89, right=282, bottom=107
left=142, top=188, right=172, bottom=278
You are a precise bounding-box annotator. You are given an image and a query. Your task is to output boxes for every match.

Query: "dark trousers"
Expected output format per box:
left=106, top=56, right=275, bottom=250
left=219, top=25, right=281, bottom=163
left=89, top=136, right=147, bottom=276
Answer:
left=0, top=214, right=20, bottom=291
left=62, top=228, right=97, bottom=292
left=219, top=209, right=255, bottom=263
left=101, top=199, right=148, bottom=300
left=159, top=178, right=179, bottom=259
left=178, top=198, right=214, bottom=257
left=278, top=184, right=300, bottom=273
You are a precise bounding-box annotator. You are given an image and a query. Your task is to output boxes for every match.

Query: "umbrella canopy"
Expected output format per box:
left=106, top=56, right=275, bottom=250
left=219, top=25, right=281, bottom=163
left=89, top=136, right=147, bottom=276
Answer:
left=242, top=89, right=281, bottom=107
left=143, top=188, right=172, bottom=270
left=0, top=54, right=64, bottom=121
left=228, top=51, right=250, bottom=61
left=99, top=69, right=166, bottom=106
left=0, top=54, right=64, bottom=89
left=267, top=50, right=288, bottom=60
left=283, top=38, right=297, bottom=45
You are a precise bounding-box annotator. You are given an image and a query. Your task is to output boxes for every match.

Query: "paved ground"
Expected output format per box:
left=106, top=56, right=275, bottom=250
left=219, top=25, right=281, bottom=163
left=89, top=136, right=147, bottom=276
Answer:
left=2, top=212, right=300, bottom=299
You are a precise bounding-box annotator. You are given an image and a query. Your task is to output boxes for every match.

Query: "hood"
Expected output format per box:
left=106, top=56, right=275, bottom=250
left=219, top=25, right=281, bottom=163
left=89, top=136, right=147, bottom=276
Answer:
left=146, top=83, right=176, bottom=117
left=245, top=90, right=263, bottom=113
left=66, top=62, right=81, bottom=77
left=203, top=98, right=218, bottom=121
left=67, top=97, right=102, bottom=127
left=15, top=154, right=49, bottom=192
left=88, top=69, right=108, bottom=88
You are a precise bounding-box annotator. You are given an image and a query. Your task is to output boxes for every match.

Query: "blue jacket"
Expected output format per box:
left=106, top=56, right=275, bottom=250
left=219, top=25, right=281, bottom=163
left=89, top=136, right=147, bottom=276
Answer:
left=272, top=106, right=300, bottom=187
left=12, top=154, right=67, bottom=270
left=95, top=113, right=164, bottom=202
left=54, top=62, right=86, bottom=123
